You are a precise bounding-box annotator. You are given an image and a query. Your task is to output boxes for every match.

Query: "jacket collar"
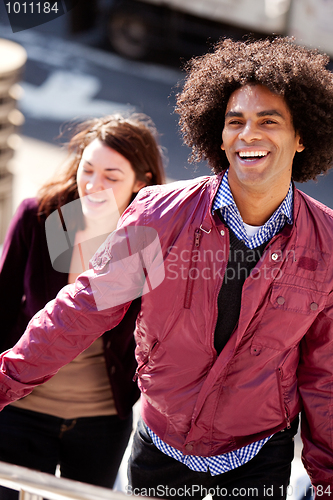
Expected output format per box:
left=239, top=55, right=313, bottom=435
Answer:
left=200, top=173, right=224, bottom=233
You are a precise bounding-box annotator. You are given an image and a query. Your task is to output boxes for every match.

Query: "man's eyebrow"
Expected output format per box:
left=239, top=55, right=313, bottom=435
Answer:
left=225, top=110, right=284, bottom=118
left=257, top=110, right=284, bottom=118
left=225, top=111, right=243, bottom=118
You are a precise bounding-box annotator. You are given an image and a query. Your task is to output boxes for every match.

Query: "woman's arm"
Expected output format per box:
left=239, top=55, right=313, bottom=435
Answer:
left=0, top=200, right=33, bottom=351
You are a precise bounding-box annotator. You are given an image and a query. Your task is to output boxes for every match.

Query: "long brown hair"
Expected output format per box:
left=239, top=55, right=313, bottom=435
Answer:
left=38, top=113, right=165, bottom=219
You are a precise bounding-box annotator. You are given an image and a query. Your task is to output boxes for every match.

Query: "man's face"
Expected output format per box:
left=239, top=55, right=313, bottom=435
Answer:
left=221, top=84, right=304, bottom=195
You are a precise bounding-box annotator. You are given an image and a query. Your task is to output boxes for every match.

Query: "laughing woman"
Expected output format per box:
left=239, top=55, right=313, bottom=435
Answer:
left=0, top=113, right=165, bottom=494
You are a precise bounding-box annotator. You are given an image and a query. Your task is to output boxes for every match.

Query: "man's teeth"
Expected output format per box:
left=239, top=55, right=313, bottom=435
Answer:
left=238, top=151, right=268, bottom=159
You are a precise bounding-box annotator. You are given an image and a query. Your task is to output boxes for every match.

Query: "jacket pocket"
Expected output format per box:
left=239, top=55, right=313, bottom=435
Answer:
left=269, top=283, right=326, bottom=315
left=133, top=340, right=160, bottom=381
left=184, top=228, right=203, bottom=309
left=251, top=284, right=327, bottom=352
left=277, top=352, right=299, bottom=429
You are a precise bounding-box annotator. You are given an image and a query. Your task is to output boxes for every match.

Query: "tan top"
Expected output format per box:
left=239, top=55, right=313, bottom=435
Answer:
left=13, top=226, right=118, bottom=419
left=12, top=337, right=117, bottom=419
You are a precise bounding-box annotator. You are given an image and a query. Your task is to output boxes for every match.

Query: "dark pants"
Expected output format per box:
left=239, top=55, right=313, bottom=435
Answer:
left=0, top=405, right=133, bottom=500
left=128, top=417, right=299, bottom=500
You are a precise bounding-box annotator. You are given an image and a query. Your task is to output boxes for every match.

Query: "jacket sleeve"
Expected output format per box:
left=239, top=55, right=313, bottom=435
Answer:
left=0, top=265, right=132, bottom=410
left=297, top=291, right=333, bottom=495
left=0, top=206, right=164, bottom=410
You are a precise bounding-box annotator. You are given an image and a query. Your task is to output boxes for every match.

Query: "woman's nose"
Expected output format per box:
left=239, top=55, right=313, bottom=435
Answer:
left=86, top=175, right=103, bottom=192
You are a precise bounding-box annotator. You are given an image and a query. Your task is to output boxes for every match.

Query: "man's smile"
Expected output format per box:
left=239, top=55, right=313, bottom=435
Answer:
left=236, top=150, right=270, bottom=163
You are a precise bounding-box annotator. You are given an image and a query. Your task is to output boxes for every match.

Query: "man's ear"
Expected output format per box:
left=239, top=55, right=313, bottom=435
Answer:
left=296, top=135, right=305, bottom=153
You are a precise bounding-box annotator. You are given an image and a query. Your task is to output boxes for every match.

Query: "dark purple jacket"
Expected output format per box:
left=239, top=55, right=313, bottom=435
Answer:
left=0, top=198, right=140, bottom=418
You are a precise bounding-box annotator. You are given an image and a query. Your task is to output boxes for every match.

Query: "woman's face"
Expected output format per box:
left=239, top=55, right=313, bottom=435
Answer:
left=77, top=138, right=145, bottom=221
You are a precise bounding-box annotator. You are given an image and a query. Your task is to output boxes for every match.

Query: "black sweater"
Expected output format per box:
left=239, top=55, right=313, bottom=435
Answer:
left=214, top=228, right=268, bottom=354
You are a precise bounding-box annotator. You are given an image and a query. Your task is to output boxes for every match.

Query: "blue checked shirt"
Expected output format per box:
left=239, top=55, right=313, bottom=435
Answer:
left=147, top=170, right=294, bottom=475
left=212, top=169, right=293, bottom=249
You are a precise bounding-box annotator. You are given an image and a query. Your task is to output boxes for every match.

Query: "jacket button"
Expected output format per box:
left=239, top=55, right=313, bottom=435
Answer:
left=185, top=443, right=194, bottom=452
left=272, top=253, right=279, bottom=261
left=251, top=345, right=261, bottom=355
left=220, top=230, right=225, bottom=236
left=310, top=302, right=318, bottom=311
left=277, top=296, right=285, bottom=305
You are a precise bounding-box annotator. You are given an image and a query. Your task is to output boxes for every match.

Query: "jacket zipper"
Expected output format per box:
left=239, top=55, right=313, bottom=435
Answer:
left=184, top=228, right=202, bottom=309
left=133, top=340, right=160, bottom=382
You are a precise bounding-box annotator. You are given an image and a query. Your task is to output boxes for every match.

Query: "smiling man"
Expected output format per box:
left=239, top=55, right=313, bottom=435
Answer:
left=0, top=38, right=333, bottom=499
left=222, top=84, right=305, bottom=225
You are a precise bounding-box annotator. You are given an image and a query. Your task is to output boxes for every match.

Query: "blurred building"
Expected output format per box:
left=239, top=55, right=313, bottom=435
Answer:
left=0, top=39, right=26, bottom=243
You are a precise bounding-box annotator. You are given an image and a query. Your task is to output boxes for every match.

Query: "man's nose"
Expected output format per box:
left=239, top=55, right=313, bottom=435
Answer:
left=238, top=121, right=262, bottom=142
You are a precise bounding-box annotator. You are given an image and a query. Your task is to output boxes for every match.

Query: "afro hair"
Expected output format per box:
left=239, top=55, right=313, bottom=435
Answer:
left=175, top=37, right=333, bottom=182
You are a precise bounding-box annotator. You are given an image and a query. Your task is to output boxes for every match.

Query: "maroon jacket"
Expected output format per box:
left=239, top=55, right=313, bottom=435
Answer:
left=0, top=198, right=140, bottom=418
left=0, top=177, right=332, bottom=490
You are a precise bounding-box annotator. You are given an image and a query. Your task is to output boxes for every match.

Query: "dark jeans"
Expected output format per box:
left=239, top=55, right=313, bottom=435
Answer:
left=0, top=405, right=133, bottom=500
left=128, top=417, right=299, bottom=500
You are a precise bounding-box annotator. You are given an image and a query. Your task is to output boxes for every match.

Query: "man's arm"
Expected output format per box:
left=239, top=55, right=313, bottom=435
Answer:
left=297, top=291, right=333, bottom=495
left=0, top=270, right=131, bottom=409
left=0, top=215, right=164, bottom=410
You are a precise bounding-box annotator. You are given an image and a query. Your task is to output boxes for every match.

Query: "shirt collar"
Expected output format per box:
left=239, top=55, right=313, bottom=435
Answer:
left=212, top=169, right=293, bottom=225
